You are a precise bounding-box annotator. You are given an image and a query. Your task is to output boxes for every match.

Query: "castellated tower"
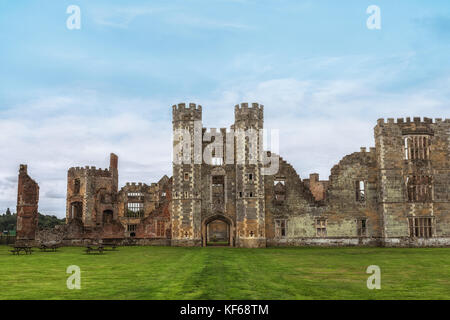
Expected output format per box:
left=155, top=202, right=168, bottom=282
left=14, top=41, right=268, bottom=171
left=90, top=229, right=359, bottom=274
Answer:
left=375, top=117, right=450, bottom=243
left=171, top=103, right=203, bottom=246
left=66, top=153, right=119, bottom=228
left=234, top=103, right=266, bottom=248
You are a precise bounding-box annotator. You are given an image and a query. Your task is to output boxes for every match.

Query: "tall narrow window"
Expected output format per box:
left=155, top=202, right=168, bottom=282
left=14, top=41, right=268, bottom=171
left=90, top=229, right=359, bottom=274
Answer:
left=357, top=219, right=367, bottom=236
left=409, top=217, right=433, bottom=238
left=275, top=219, right=287, bottom=238
left=316, top=219, right=327, bottom=237
left=156, top=221, right=165, bottom=237
left=274, top=178, right=286, bottom=204
left=74, top=179, right=80, bottom=194
left=356, top=180, right=366, bottom=202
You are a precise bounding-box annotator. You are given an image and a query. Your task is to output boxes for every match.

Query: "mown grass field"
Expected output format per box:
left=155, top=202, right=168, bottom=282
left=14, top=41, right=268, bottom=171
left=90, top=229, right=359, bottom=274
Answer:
left=0, top=245, right=449, bottom=300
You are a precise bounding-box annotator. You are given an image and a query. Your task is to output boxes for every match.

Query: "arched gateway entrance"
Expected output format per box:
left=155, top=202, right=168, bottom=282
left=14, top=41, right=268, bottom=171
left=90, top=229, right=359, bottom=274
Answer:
left=202, top=215, right=234, bottom=247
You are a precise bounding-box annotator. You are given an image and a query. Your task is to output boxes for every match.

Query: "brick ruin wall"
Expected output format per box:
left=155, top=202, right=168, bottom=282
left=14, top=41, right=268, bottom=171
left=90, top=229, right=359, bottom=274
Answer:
left=16, top=165, right=39, bottom=241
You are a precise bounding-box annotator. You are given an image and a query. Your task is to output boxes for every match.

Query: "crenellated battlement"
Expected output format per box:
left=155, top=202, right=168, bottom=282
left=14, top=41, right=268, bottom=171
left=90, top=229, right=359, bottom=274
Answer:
left=359, top=147, right=376, bottom=153
left=234, top=102, right=264, bottom=128
left=234, top=102, right=264, bottom=111
left=68, top=166, right=111, bottom=177
left=202, top=127, right=230, bottom=136
left=376, top=117, right=450, bottom=126
left=172, top=102, right=202, bottom=112
left=172, top=102, right=202, bottom=122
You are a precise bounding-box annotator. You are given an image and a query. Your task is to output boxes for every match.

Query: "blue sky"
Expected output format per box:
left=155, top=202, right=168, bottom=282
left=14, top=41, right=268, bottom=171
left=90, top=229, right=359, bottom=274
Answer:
left=0, top=0, right=449, bottom=217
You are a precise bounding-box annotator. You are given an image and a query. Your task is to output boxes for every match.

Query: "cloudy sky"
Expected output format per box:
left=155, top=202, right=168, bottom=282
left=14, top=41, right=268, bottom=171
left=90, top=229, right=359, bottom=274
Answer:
left=0, top=0, right=449, bottom=217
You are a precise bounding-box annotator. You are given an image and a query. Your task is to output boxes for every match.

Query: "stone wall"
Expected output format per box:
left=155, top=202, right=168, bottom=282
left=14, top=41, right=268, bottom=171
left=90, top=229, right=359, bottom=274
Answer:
left=16, top=165, right=39, bottom=240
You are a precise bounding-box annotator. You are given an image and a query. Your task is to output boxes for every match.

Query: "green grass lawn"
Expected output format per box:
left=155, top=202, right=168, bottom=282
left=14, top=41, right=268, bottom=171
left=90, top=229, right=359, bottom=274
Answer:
left=0, top=245, right=449, bottom=300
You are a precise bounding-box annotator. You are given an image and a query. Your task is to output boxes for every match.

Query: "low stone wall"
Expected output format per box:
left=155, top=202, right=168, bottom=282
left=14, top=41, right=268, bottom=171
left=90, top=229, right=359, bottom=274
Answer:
left=383, top=237, right=450, bottom=248
left=267, top=237, right=382, bottom=247
left=236, top=238, right=267, bottom=248
left=60, top=238, right=171, bottom=247
left=170, top=239, right=202, bottom=247
left=267, top=237, right=450, bottom=247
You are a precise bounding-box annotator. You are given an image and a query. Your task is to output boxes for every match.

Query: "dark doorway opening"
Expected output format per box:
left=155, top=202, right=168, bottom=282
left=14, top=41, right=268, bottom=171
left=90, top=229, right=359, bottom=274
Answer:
left=103, top=210, right=113, bottom=224
left=70, top=202, right=83, bottom=220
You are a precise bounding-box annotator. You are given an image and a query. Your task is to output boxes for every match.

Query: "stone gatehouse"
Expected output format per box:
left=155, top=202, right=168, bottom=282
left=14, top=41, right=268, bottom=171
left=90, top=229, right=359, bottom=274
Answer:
left=16, top=103, right=450, bottom=248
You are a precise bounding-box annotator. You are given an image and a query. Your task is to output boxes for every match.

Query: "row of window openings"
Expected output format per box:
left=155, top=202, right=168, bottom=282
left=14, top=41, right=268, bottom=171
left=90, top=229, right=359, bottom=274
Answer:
left=356, top=178, right=433, bottom=203
left=275, top=219, right=368, bottom=238
left=276, top=218, right=434, bottom=238
left=177, top=135, right=431, bottom=166
left=175, top=192, right=197, bottom=198
left=127, top=221, right=165, bottom=237
left=127, top=191, right=166, bottom=198
left=183, top=173, right=255, bottom=181
left=74, top=181, right=166, bottom=199
left=178, top=177, right=430, bottom=203
left=177, top=153, right=223, bottom=166
left=175, top=191, right=257, bottom=198
left=127, top=192, right=143, bottom=197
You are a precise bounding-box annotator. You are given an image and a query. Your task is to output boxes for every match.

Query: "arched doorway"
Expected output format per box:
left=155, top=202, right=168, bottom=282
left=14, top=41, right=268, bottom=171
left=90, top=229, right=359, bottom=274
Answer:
left=202, top=215, right=234, bottom=247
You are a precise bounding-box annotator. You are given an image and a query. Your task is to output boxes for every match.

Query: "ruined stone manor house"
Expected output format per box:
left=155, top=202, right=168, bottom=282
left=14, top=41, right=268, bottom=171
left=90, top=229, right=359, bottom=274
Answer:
left=16, top=103, right=450, bottom=248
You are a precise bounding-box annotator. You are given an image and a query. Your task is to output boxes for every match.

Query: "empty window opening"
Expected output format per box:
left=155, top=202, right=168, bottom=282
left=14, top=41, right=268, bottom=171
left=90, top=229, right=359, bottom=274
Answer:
left=156, top=221, right=165, bottom=237
left=274, top=178, right=286, bottom=204
left=409, top=217, right=433, bottom=238
left=407, top=176, right=432, bottom=202
left=212, top=157, right=223, bottom=166
left=356, top=180, right=366, bottom=202
left=274, top=179, right=286, bottom=186
left=275, top=219, right=287, bottom=238
left=127, top=192, right=143, bottom=197
left=126, top=202, right=144, bottom=218
left=70, top=202, right=83, bottom=220
left=316, top=219, right=327, bottom=237
left=404, top=135, right=431, bottom=161
left=357, top=219, right=367, bottom=236
left=212, top=175, right=224, bottom=186
left=74, top=179, right=80, bottom=194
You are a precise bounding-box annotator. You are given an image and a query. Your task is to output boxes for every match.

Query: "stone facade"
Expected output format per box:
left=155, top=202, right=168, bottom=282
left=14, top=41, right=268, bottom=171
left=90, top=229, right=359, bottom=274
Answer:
left=16, top=104, right=450, bottom=248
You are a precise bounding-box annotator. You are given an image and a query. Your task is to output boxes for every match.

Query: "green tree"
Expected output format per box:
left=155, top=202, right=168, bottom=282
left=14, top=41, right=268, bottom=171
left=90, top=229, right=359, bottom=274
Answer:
left=6, top=208, right=11, bottom=216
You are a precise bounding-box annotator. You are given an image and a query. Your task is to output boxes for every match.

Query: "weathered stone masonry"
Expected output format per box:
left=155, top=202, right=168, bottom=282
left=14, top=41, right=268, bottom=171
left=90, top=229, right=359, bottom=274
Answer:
left=16, top=165, right=39, bottom=240
left=16, top=105, right=450, bottom=248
